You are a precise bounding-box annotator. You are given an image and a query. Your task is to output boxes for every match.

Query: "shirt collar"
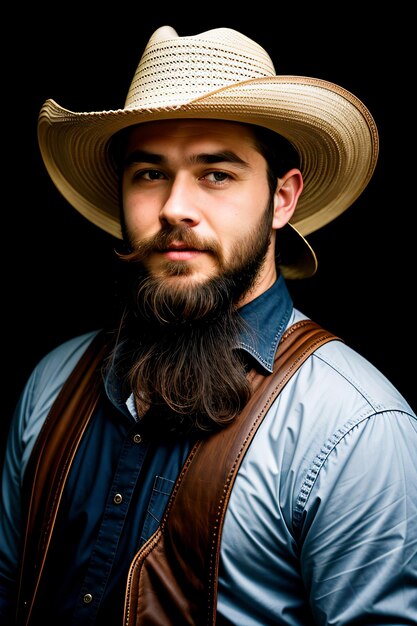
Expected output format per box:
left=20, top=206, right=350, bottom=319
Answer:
left=236, top=274, right=293, bottom=374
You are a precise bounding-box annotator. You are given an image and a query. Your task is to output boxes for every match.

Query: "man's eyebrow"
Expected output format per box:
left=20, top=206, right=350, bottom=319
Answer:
left=123, top=150, right=250, bottom=168
left=124, top=150, right=163, bottom=167
left=190, top=151, right=249, bottom=168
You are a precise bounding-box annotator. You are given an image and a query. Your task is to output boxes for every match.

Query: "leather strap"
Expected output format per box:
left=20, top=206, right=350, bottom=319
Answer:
left=16, top=330, right=110, bottom=626
left=124, top=320, right=340, bottom=625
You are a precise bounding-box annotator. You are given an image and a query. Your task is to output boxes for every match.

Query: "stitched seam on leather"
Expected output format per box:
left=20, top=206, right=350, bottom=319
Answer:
left=124, top=528, right=163, bottom=626
left=161, top=440, right=202, bottom=527
left=205, top=352, right=294, bottom=621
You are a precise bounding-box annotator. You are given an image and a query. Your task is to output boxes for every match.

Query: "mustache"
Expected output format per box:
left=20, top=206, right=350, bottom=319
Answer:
left=118, top=225, right=220, bottom=263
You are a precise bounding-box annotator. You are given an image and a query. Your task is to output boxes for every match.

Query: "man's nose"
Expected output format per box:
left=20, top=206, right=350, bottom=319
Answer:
left=159, top=176, right=200, bottom=226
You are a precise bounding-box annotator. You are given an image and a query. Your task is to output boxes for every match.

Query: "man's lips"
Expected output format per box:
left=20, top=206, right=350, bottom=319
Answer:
left=159, top=243, right=205, bottom=261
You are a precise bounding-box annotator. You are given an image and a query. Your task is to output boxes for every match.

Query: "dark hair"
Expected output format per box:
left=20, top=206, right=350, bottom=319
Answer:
left=110, top=127, right=132, bottom=174
left=250, top=125, right=300, bottom=196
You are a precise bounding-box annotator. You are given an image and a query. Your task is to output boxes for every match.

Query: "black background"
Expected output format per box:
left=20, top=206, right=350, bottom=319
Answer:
left=2, top=6, right=414, bottom=452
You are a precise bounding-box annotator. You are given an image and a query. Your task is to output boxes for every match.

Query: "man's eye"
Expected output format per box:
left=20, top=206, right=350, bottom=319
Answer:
left=132, top=169, right=165, bottom=181
left=204, top=171, right=230, bottom=183
left=142, top=169, right=164, bottom=180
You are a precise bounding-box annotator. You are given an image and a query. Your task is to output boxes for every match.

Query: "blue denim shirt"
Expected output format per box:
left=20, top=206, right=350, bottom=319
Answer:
left=1, top=275, right=416, bottom=625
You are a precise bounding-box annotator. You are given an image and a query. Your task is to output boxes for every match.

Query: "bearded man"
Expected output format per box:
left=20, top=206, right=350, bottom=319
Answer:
left=1, top=26, right=416, bottom=626
left=110, top=120, right=301, bottom=436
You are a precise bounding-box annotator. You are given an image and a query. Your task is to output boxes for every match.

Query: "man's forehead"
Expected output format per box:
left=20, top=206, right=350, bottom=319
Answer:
left=125, top=118, right=255, bottom=146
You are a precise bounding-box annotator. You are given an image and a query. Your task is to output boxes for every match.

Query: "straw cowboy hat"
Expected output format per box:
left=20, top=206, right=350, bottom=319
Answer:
left=38, top=25, right=379, bottom=279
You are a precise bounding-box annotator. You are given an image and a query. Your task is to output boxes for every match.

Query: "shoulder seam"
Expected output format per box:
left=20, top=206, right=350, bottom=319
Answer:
left=293, top=411, right=378, bottom=532
left=293, top=408, right=416, bottom=533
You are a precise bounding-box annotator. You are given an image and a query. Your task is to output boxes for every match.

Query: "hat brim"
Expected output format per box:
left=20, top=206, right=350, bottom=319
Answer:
left=38, top=75, right=378, bottom=279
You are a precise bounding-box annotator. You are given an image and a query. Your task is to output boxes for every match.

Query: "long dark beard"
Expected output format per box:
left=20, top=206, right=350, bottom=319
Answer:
left=108, top=202, right=274, bottom=436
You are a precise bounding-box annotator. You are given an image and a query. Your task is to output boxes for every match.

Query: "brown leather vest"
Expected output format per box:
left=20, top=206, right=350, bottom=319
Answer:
left=17, top=320, right=339, bottom=625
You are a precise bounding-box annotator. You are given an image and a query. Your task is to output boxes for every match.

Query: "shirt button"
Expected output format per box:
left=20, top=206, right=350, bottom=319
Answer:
left=113, top=493, right=123, bottom=504
left=83, top=593, right=93, bottom=604
left=133, top=433, right=142, bottom=443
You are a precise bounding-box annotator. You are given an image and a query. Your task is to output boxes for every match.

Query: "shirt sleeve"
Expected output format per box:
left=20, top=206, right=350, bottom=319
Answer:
left=299, top=409, right=417, bottom=625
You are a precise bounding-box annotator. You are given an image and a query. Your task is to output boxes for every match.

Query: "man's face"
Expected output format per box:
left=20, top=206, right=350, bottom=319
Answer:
left=121, top=119, right=278, bottom=307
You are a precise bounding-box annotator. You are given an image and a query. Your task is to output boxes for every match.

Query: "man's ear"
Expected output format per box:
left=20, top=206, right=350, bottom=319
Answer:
left=272, top=169, right=303, bottom=229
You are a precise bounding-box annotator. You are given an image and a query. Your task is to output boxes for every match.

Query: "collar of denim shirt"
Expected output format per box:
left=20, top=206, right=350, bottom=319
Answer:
left=237, top=273, right=293, bottom=374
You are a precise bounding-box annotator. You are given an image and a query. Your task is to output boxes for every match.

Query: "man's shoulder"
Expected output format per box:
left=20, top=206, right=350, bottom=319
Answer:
left=34, top=330, right=103, bottom=382
left=241, top=312, right=416, bottom=533
left=20, top=329, right=103, bottom=424
left=289, top=310, right=413, bottom=416
left=308, top=331, right=412, bottom=415
left=11, top=330, right=104, bottom=475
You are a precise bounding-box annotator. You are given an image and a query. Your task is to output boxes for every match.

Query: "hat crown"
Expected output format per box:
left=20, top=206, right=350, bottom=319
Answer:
left=124, top=26, right=276, bottom=109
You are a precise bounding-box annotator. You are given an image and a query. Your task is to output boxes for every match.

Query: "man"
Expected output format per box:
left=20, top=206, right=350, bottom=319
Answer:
left=1, top=25, right=416, bottom=626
